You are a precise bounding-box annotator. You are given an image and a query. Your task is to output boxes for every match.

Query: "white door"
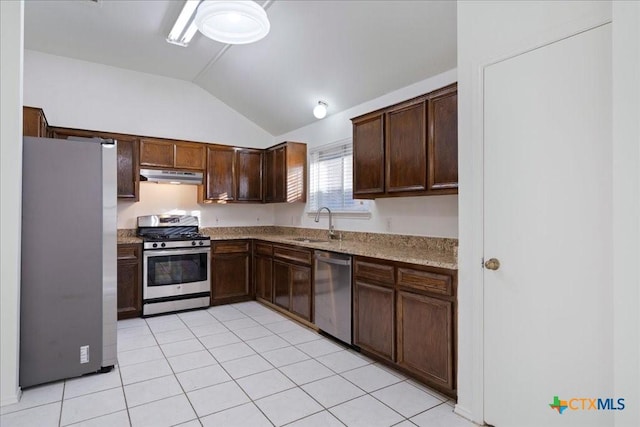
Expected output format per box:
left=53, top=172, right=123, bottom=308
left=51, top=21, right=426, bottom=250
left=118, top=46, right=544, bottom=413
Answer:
left=484, top=24, right=613, bottom=427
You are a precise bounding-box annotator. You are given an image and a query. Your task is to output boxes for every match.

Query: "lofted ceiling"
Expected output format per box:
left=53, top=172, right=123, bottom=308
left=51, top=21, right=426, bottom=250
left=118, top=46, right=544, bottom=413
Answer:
left=24, top=0, right=457, bottom=136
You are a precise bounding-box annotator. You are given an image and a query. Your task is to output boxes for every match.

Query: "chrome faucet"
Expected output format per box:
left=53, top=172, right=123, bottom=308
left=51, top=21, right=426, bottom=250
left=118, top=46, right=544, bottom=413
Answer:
left=314, top=207, right=336, bottom=239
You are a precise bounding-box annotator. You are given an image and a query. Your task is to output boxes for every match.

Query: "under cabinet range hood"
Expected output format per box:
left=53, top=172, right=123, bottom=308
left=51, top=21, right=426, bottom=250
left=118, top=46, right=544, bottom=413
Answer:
left=140, top=168, right=203, bottom=185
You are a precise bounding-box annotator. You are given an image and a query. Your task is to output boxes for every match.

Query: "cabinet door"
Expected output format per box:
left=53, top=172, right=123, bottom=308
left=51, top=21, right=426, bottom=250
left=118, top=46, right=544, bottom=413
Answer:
left=273, top=146, right=286, bottom=202
left=205, top=146, right=235, bottom=201
left=211, top=253, right=250, bottom=302
left=236, top=149, right=263, bottom=202
left=23, top=107, right=47, bottom=137
left=116, top=137, right=139, bottom=200
left=255, top=255, right=273, bottom=302
left=396, top=290, right=453, bottom=390
left=352, top=112, right=385, bottom=196
left=290, top=264, right=311, bottom=321
left=427, top=85, right=458, bottom=191
left=354, top=280, right=395, bottom=361
left=273, top=260, right=290, bottom=310
left=140, top=139, right=174, bottom=168
left=52, top=127, right=139, bottom=201
left=175, top=143, right=205, bottom=170
left=264, top=149, right=275, bottom=202
left=385, top=99, right=427, bottom=193
left=117, top=244, right=141, bottom=320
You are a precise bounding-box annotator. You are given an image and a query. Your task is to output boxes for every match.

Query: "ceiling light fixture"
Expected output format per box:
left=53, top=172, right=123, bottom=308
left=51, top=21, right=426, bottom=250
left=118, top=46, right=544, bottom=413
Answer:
left=313, top=101, right=328, bottom=119
left=195, top=1, right=270, bottom=45
left=167, top=0, right=201, bottom=47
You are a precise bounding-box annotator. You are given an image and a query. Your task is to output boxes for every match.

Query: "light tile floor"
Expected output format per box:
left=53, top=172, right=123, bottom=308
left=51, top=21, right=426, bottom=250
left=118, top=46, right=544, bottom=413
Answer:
left=1, top=301, right=477, bottom=427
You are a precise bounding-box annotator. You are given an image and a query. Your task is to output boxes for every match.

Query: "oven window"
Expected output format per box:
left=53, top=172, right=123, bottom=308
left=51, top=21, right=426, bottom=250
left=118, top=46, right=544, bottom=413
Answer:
left=147, top=252, right=208, bottom=286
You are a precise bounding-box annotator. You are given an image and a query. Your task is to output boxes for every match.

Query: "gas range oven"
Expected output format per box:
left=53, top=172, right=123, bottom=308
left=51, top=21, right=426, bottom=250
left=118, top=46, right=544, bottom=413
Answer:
left=137, top=215, right=211, bottom=316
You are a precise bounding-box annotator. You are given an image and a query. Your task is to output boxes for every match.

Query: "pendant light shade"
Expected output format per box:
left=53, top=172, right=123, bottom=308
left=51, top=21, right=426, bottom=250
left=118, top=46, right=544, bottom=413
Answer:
left=195, top=1, right=270, bottom=45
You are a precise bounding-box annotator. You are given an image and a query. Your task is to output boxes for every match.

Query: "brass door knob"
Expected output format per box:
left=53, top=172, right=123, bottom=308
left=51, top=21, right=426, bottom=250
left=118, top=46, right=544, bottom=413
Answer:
left=484, top=258, right=501, bottom=270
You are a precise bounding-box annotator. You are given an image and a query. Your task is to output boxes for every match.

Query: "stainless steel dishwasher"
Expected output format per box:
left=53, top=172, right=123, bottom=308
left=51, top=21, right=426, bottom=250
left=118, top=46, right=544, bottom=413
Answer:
left=314, top=250, right=352, bottom=344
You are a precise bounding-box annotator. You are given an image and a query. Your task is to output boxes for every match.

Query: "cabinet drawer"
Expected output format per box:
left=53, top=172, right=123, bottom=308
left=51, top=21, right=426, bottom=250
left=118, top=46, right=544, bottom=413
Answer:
left=273, top=245, right=312, bottom=265
left=255, top=242, right=273, bottom=256
left=117, top=244, right=140, bottom=261
left=354, top=259, right=395, bottom=285
left=397, top=268, right=452, bottom=296
left=213, top=241, right=250, bottom=254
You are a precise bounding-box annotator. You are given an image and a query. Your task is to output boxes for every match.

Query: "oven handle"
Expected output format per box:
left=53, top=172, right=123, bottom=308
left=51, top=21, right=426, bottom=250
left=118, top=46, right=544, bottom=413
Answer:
left=143, top=247, right=211, bottom=258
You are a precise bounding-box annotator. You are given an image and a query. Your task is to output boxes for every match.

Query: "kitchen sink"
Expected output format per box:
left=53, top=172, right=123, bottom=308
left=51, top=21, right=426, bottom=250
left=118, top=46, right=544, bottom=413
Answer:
left=288, top=237, right=328, bottom=243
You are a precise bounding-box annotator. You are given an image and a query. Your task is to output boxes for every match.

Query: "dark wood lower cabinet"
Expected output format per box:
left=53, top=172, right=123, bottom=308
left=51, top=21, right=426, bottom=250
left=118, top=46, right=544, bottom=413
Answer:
left=290, top=265, right=311, bottom=321
left=397, top=290, right=453, bottom=390
left=254, top=255, right=273, bottom=302
left=354, top=280, right=395, bottom=361
left=117, top=244, right=141, bottom=320
left=269, top=244, right=312, bottom=322
left=211, top=240, right=251, bottom=305
left=273, top=260, right=291, bottom=310
left=353, top=256, right=457, bottom=398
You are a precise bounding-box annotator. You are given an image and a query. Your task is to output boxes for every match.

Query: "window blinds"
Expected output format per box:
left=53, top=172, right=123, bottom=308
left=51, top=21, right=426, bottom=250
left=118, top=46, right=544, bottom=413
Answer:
left=308, top=139, right=370, bottom=213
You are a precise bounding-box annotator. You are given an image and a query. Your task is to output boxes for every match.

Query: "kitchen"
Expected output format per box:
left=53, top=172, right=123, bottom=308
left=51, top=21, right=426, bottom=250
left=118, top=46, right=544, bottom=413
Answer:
left=1, top=1, right=638, bottom=427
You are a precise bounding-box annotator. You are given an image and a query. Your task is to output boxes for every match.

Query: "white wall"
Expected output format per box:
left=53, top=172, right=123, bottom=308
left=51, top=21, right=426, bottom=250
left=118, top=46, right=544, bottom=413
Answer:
left=274, top=69, right=459, bottom=238
left=24, top=50, right=278, bottom=229
left=23, top=50, right=273, bottom=148
left=0, top=0, right=24, bottom=407
left=612, top=2, right=640, bottom=426
left=458, top=1, right=638, bottom=425
left=117, top=184, right=275, bottom=229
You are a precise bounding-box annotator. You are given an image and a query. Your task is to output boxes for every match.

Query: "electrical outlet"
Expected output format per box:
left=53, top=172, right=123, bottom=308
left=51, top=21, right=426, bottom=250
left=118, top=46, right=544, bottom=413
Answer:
left=386, top=218, right=392, bottom=232
left=80, top=345, right=89, bottom=364
left=256, top=217, right=260, bottom=223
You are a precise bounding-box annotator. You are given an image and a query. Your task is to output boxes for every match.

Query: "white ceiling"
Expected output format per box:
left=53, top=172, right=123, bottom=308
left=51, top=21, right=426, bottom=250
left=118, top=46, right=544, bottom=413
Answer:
left=24, top=0, right=457, bottom=136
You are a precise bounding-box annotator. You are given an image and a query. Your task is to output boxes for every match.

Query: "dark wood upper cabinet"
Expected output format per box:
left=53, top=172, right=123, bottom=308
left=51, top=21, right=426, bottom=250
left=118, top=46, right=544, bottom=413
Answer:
left=386, top=99, right=427, bottom=193
left=115, top=137, right=139, bottom=200
left=140, top=138, right=205, bottom=170
left=50, top=126, right=140, bottom=201
left=175, top=143, right=206, bottom=170
left=201, top=145, right=235, bottom=202
left=273, top=146, right=286, bottom=202
left=139, top=138, right=174, bottom=168
left=264, top=149, right=275, bottom=202
left=352, top=112, right=385, bottom=196
left=23, top=106, right=50, bottom=138
left=428, top=84, right=458, bottom=191
left=235, top=149, right=263, bottom=202
left=263, top=142, right=307, bottom=203
left=351, top=83, right=458, bottom=198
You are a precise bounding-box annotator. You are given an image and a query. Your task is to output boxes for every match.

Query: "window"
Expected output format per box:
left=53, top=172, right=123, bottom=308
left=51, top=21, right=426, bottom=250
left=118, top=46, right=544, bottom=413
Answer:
left=308, top=139, right=371, bottom=215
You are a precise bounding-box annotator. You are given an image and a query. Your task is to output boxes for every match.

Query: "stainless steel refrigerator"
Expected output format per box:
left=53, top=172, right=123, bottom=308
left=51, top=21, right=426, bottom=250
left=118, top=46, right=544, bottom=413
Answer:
left=20, top=136, right=117, bottom=388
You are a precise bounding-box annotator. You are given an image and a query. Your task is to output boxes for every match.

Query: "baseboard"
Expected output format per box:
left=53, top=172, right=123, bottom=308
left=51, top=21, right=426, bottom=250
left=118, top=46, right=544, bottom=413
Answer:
left=0, top=387, right=22, bottom=407
left=454, top=404, right=480, bottom=425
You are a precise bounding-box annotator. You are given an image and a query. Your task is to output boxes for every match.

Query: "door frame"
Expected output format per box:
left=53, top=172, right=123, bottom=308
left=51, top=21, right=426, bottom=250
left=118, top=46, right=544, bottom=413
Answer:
left=457, top=12, right=614, bottom=425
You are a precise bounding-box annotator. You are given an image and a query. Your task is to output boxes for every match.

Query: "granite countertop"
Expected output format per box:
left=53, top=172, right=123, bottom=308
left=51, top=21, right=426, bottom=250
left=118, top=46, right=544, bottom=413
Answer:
left=117, top=226, right=457, bottom=270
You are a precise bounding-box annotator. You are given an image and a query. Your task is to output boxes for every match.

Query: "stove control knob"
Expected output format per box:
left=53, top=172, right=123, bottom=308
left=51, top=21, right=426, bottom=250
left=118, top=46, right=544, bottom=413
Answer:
left=199, top=241, right=204, bottom=246
left=192, top=241, right=196, bottom=246
left=161, top=243, right=166, bottom=248
left=152, top=243, right=158, bottom=248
